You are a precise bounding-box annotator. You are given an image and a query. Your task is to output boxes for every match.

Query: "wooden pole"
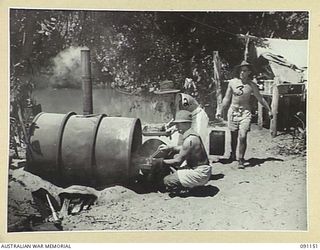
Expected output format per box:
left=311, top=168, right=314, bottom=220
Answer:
left=17, top=106, right=29, bottom=145
left=258, top=102, right=263, bottom=130
left=270, top=79, right=280, bottom=137
left=244, top=31, right=250, bottom=61
left=213, top=51, right=222, bottom=118
left=81, top=49, right=93, bottom=115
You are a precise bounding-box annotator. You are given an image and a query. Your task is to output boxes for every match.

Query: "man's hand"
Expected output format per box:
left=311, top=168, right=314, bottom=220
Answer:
left=146, top=157, right=153, bottom=166
left=164, top=118, right=174, bottom=130
left=268, top=111, right=273, bottom=120
left=158, top=144, right=170, bottom=152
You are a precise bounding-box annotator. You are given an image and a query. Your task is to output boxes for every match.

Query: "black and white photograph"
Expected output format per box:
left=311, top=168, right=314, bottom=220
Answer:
left=7, top=9, right=308, bottom=233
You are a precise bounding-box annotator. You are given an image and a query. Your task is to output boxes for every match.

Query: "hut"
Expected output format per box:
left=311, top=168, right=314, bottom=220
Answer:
left=246, top=37, right=308, bottom=136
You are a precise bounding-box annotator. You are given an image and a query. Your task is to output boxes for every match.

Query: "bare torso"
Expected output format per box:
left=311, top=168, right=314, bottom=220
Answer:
left=182, top=129, right=209, bottom=168
left=229, top=78, right=253, bottom=110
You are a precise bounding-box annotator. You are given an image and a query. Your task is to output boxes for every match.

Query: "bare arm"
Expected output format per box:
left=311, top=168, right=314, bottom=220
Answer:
left=251, top=82, right=273, bottom=116
left=158, top=144, right=181, bottom=154
left=216, top=84, right=232, bottom=117
left=170, top=145, right=182, bottom=154
left=163, top=137, right=193, bottom=167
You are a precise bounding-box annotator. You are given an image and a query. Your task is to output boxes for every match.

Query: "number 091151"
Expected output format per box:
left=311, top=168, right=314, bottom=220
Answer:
left=300, top=244, right=318, bottom=248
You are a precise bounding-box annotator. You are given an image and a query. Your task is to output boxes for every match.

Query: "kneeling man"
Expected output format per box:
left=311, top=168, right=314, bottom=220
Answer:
left=158, top=110, right=212, bottom=193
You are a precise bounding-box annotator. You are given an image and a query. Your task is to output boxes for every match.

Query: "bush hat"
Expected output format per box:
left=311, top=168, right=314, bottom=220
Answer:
left=154, top=80, right=180, bottom=94
left=236, top=60, right=253, bottom=70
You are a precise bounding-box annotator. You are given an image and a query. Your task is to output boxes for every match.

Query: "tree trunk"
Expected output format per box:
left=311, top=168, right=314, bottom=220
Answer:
left=21, top=13, right=37, bottom=61
left=270, top=77, right=281, bottom=137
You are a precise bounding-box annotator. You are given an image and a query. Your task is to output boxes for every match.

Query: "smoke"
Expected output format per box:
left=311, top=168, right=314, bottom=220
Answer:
left=50, top=46, right=88, bottom=88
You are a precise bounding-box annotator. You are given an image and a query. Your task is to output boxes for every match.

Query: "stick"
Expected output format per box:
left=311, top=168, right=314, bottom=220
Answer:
left=17, top=106, right=29, bottom=144
left=164, top=118, right=174, bottom=129
left=150, top=148, right=160, bottom=158
left=46, top=194, right=60, bottom=222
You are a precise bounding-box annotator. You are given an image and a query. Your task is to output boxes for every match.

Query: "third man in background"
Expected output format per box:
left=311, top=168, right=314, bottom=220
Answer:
left=215, top=61, right=273, bottom=168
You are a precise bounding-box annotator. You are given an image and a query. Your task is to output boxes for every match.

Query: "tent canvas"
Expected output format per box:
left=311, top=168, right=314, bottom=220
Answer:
left=248, top=38, right=308, bottom=83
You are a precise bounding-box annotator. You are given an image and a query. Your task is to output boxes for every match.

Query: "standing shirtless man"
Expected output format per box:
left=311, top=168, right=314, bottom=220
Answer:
left=216, top=61, right=273, bottom=168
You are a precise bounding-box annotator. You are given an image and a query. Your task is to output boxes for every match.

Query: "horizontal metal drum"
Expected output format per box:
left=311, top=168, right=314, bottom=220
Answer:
left=26, top=112, right=142, bottom=188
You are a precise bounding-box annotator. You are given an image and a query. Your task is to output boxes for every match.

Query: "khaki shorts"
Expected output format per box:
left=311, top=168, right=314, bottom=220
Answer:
left=163, top=171, right=183, bottom=190
left=227, top=107, right=252, bottom=132
left=164, top=165, right=212, bottom=189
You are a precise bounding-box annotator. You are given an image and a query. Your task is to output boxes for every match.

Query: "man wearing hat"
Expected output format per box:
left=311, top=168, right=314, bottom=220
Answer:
left=174, top=93, right=209, bottom=153
left=157, top=110, right=212, bottom=193
left=216, top=60, right=273, bottom=168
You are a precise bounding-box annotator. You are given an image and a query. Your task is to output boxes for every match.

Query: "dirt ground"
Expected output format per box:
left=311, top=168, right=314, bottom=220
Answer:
left=7, top=124, right=307, bottom=232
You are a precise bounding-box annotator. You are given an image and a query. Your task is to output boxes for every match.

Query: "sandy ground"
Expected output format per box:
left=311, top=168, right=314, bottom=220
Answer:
left=7, top=124, right=307, bottom=231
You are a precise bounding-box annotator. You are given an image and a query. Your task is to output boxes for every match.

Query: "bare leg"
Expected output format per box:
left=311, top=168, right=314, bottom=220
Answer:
left=230, top=131, right=238, bottom=160
left=238, top=130, right=248, bottom=162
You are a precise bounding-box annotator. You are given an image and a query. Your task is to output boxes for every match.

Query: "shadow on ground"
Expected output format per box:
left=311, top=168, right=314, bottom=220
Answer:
left=217, top=158, right=236, bottom=164
left=127, top=177, right=221, bottom=198
left=210, top=173, right=224, bottom=181
left=218, top=157, right=283, bottom=168
left=246, top=157, right=284, bottom=168
left=169, top=185, right=220, bottom=198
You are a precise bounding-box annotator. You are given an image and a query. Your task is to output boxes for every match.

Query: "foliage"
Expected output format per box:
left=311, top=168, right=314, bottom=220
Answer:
left=10, top=10, right=309, bottom=108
